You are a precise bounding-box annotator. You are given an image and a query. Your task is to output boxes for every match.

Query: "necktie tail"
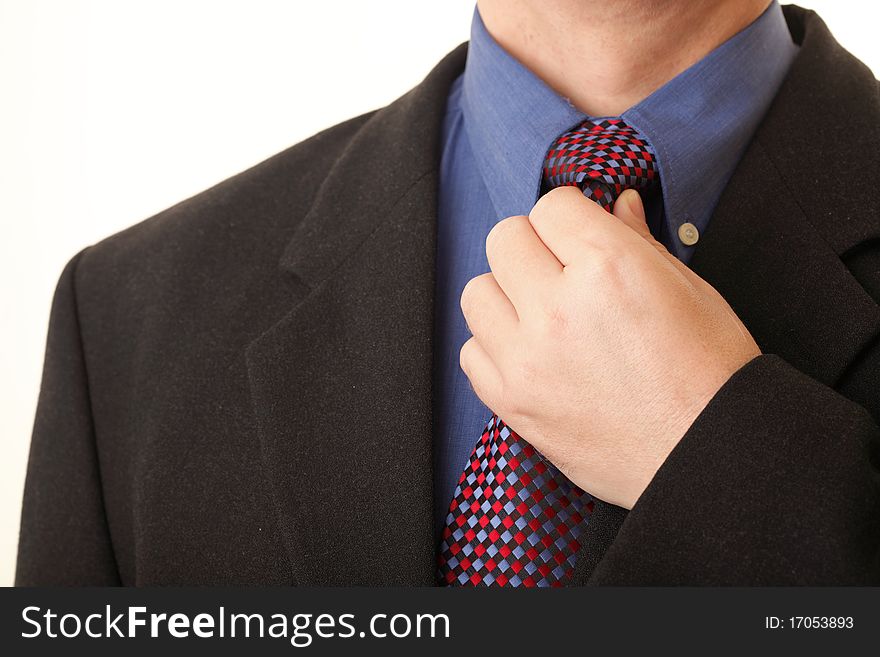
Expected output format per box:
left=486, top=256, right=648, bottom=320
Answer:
left=437, top=415, right=595, bottom=587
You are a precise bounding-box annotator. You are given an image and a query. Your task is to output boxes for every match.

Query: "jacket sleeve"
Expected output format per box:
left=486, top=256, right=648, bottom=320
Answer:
left=589, top=354, right=880, bottom=585
left=15, top=250, right=120, bottom=585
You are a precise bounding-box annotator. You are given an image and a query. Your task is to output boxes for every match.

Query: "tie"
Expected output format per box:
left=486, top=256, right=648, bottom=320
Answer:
left=542, top=118, right=659, bottom=210
left=437, top=118, right=659, bottom=587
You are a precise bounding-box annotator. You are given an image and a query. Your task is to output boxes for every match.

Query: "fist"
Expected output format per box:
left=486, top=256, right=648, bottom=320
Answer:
left=460, top=187, right=760, bottom=509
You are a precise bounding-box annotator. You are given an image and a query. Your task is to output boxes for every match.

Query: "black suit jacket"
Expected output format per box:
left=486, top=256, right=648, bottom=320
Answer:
left=16, top=6, right=880, bottom=585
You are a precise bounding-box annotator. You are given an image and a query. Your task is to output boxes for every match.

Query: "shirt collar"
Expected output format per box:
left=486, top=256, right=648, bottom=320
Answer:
left=460, top=2, right=798, bottom=251
left=461, top=8, right=584, bottom=220
left=623, top=1, right=798, bottom=256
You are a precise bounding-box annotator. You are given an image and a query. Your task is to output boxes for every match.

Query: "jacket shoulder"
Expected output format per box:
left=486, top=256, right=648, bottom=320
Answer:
left=74, top=112, right=373, bottom=291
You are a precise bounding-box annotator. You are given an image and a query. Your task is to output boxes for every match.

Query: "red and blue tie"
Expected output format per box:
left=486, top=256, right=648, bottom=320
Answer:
left=437, top=118, right=659, bottom=587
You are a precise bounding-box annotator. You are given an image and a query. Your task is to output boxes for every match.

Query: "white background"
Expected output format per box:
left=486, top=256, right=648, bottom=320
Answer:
left=0, top=1, right=877, bottom=586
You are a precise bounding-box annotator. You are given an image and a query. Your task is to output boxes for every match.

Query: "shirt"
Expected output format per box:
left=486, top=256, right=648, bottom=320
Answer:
left=433, top=2, right=798, bottom=538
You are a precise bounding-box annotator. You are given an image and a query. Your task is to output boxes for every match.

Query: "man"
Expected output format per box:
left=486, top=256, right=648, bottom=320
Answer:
left=16, top=1, right=880, bottom=585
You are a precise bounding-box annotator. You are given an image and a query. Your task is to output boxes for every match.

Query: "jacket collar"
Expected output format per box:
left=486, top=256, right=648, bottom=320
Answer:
left=246, top=5, right=879, bottom=584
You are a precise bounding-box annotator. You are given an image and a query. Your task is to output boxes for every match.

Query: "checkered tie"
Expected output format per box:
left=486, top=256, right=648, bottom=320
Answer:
left=436, top=118, right=659, bottom=587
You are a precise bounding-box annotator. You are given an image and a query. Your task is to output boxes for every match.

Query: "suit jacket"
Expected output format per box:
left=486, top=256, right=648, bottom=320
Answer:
left=16, top=6, right=880, bottom=586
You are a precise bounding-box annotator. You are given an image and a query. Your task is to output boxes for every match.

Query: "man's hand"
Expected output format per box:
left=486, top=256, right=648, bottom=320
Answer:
left=460, top=187, right=760, bottom=509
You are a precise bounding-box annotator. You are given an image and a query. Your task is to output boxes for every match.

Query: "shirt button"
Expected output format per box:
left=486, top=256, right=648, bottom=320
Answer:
left=678, top=222, right=699, bottom=246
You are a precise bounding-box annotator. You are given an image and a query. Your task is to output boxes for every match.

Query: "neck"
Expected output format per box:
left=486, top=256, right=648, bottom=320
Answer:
left=476, top=0, right=771, bottom=116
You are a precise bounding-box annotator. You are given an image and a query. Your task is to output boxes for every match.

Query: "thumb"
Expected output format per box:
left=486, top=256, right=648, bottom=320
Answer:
left=613, top=189, right=704, bottom=285
left=612, top=189, right=703, bottom=282
left=612, top=189, right=651, bottom=238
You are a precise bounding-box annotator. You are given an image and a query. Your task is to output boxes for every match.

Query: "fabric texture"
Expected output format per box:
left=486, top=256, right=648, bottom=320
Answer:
left=437, top=417, right=594, bottom=586
left=15, top=6, right=880, bottom=585
left=437, top=118, right=659, bottom=587
left=542, top=118, right=659, bottom=208
left=431, top=2, right=798, bottom=537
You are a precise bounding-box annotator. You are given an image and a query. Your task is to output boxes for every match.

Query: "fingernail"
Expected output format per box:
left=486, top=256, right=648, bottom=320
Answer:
left=624, top=189, right=644, bottom=218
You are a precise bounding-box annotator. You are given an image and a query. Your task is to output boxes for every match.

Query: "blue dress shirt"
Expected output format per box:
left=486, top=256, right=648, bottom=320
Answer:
left=432, top=2, right=799, bottom=538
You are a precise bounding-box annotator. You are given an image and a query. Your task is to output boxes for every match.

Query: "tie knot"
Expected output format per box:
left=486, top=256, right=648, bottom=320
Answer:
left=542, top=118, right=659, bottom=211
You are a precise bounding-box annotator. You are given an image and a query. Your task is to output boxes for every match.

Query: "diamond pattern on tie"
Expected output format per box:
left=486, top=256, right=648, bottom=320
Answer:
left=542, top=118, right=658, bottom=210
left=437, top=416, right=595, bottom=587
left=437, top=117, right=658, bottom=588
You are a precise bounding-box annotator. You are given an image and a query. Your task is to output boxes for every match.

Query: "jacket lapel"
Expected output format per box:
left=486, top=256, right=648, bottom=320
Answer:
left=245, top=45, right=467, bottom=585
left=689, top=5, right=880, bottom=388
left=689, top=143, right=880, bottom=388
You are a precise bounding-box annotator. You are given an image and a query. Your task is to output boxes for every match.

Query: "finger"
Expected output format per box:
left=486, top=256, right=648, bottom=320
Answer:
left=612, top=189, right=714, bottom=291
left=612, top=189, right=652, bottom=238
left=460, top=272, right=518, bottom=361
left=460, top=337, right=503, bottom=411
left=529, top=186, right=640, bottom=266
left=485, top=215, right=563, bottom=314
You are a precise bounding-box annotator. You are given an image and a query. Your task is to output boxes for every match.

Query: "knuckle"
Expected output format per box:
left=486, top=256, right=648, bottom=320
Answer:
left=530, top=186, right=578, bottom=226
left=460, top=339, right=504, bottom=409
left=459, top=276, right=479, bottom=313
left=586, top=249, right=623, bottom=282
left=458, top=338, right=474, bottom=374
left=528, top=194, right=553, bottom=229
left=485, top=218, right=509, bottom=254
left=460, top=273, right=490, bottom=315
left=485, top=215, right=524, bottom=260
